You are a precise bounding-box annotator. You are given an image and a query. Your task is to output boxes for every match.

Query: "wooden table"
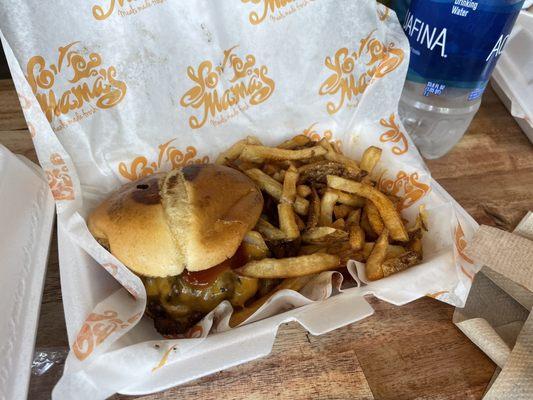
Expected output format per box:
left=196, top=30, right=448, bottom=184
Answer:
left=1, top=79, right=532, bottom=399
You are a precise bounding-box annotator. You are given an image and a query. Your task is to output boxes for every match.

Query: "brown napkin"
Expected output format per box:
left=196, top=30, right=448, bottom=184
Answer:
left=454, top=211, right=533, bottom=399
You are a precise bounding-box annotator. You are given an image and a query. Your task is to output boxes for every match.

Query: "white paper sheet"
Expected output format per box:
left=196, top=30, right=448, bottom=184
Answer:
left=0, top=0, right=479, bottom=397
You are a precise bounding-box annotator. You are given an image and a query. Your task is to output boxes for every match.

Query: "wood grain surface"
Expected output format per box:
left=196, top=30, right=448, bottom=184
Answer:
left=1, top=78, right=532, bottom=400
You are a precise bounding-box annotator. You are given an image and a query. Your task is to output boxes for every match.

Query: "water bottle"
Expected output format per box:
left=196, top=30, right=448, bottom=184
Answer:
left=398, top=0, right=525, bottom=159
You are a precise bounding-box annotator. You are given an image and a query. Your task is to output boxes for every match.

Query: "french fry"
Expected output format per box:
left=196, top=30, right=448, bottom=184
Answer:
left=362, top=242, right=407, bottom=260
left=360, top=208, right=377, bottom=239
left=262, top=163, right=280, bottom=176
left=236, top=253, right=340, bottom=278
left=298, top=160, right=360, bottom=184
left=327, top=175, right=409, bottom=242
left=319, top=189, right=339, bottom=226
left=278, top=165, right=300, bottom=239
left=301, top=227, right=348, bottom=244
left=229, top=275, right=314, bottom=328
left=294, top=213, right=306, bottom=231
left=334, top=189, right=365, bottom=208
left=333, top=204, right=352, bottom=220
left=296, top=184, right=312, bottom=198
left=272, top=171, right=283, bottom=182
left=365, top=229, right=389, bottom=281
left=331, top=218, right=346, bottom=230
left=364, top=201, right=385, bottom=235
left=255, top=218, right=286, bottom=241
left=336, top=248, right=366, bottom=264
left=408, top=205, right=429, bottom=234
left=325, top=151, right=360, bottom=173
left=408, top=236, right=423, bottom=258
left=278, top=204, right=300, bottom=240
left=277, top=134, right=311, bottom=150
left=298, top=244, right=328, bottom=255
left=244, top=231, right=269, bottom=249
left=381, top=251, right=421, bottom=278
left=331, top=141, right=343, bottom=154
left=239, top=145, right=327, bottom=163
left=324, top=240, right=352, bottom=255
left=306, top=187, right=321, bottom=229
left=280, top=165, right=298, bottom=204
left=360, top=146, right=382, bottom=174
left=318, top=138, right=334, bottom=152
left=346, top=209, right=362, bottom=227
left=245, top=168, right=309, bottom=215
left=216, top=136, right=262, bottom=165
left=242, top=231, right=270, bottom=260
left=349, top=225, right=365, bottom=250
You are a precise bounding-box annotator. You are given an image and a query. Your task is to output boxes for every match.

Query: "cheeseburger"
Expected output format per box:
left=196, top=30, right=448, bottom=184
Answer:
left=88, top=163, right=267, bottom=335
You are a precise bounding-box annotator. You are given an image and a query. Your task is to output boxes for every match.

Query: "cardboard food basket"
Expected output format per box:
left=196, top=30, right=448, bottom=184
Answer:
left=0, top=0, right=480, bottom=398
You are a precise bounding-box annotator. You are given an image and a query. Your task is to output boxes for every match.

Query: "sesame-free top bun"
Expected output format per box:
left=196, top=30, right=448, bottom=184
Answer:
left=87, top=164, right=263, bottom=277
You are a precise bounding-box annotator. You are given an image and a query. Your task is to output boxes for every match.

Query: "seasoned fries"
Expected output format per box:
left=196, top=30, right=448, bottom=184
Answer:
left=213, top=133, right=426, bottom=321
left=245, top=168, right=309, bottom=215
left=302, top=226, right=348, bottom=244
left=307, top=187, right=321, bottom=229
left=381, top=251, right=421, bottom=278
left=349, top=225, right=365, bottom=251
left=365, top=229, right=389, bottom=281
left=236, top=253, right=340, bottom=278
left=215, top=136, right=262, bottom=165
left=364, top=201, right=385, bottom=235
left=278, top=164, right=300, bottom=239
left=256, top=218, right=286, bottom=240
left=296, top=184, right=312, bottom=198
left=319, top=189, right=339, bottom=226
left=334, top=189, right=365, bottom=208
left=360, top=146, right=382, bottom=174
left=277, top=134, right=311, bottom=150
left=333, top=204, right=352, bottom=220
left=229, top=275, right=314, bottom=327
left=327, top=175, right=409, bottom=242
left=239, top=145, right=327, bottom=163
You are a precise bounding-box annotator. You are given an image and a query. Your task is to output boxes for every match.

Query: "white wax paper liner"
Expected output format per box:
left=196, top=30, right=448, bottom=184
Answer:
left=0, top=0, right=480, bottom=397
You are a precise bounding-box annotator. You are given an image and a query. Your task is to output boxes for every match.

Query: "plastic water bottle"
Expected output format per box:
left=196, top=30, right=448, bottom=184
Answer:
left=398, top=0, right=525, bottom=159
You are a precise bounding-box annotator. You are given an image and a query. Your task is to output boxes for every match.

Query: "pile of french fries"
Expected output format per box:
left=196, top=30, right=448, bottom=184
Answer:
left=217, top=134, right=427, bottom=327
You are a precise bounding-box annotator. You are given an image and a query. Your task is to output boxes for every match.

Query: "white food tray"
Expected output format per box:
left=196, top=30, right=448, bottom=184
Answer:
left=0, top=145, right=55, bottom=400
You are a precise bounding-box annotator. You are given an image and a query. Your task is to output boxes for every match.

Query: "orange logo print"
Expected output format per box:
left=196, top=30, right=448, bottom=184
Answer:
left=455, top=222, right=474, bottom=264
left=118, top=139, right=209, bottom=181
left=242, top=0, right=315, bottom=25
left=46, top=153, right=74, bottom=201
left=180, top=45, right=275, bottom=129
left=101, top=263, right=141, bottom=298
left=378, top=171, right=430, bottom=211
left=377, top=3, right=390, bottom=21
left=319, top=30, right=404, bottom=115
left=26, top=41, right=126, bottom=130
left=379, top=113, right=408, bottom=155
left=92, top=0, right=166, bottom=20
left=302, top=123, right=342, bottom=151
left=73, top=310, right=141, bottom=361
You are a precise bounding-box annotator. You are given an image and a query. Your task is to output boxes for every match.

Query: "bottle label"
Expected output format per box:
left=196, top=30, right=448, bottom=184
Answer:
left=404, top=0, right=524, bottom=98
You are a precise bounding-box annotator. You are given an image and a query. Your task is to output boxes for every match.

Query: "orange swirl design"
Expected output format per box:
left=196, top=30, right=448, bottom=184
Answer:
left=46, top=153, right=74, bottom=200
left=302, top=123, right=342, bottom=151
left=455, top=222, right=474, bottom=264
left=73, top=310, right=141, bottom=361
left=180, top=46, right=275, bottom=129
left=379, top=113, right=408, bottom=155
left=26, top=41, right=126, bottom=124
left=118, top=139, right=209, bottom=181
left=377, top=4, right=390, bottom=21
left=319, top=30, right=404, bottom=115
left=378, top=170, right=430, bottom=211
